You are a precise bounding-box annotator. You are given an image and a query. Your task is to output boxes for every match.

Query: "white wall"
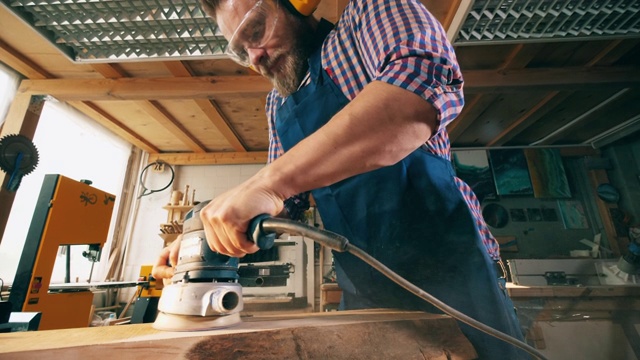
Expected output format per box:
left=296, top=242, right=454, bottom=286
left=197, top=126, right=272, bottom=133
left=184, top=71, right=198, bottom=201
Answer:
left=0, top=62, right=20, bottom=127
left=119, top=163, right=264, bottom=299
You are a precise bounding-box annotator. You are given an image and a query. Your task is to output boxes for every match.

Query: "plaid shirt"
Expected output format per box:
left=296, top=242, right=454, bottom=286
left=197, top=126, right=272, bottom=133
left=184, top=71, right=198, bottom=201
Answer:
left=265, top=0, right=500, bottom=260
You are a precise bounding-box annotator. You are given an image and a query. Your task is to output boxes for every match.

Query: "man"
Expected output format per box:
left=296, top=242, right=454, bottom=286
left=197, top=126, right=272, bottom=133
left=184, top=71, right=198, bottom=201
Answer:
left=154, top=0, right=528, bottom=358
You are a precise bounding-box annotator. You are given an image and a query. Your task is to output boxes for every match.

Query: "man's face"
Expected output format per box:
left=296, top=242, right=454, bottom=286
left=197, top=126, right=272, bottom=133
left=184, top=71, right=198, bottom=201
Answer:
left=216, top=0, right=315, bottom=96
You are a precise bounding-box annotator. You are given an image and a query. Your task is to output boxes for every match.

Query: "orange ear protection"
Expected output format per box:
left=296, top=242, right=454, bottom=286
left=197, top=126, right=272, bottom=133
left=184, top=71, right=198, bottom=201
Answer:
left=287, top=0, right=321, bottom=16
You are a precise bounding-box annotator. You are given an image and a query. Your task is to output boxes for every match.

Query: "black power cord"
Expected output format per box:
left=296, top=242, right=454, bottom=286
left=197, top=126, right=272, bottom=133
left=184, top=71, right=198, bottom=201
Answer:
left=250, top=216, right=549, bottom=360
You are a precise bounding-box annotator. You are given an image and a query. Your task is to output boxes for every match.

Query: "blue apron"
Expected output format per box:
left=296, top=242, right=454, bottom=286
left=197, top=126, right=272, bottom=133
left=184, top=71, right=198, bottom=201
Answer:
left=274, top=26, right=528, bottom=360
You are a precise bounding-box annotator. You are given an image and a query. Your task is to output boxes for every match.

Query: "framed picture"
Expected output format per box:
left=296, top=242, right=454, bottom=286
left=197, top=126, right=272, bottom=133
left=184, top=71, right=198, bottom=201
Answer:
left=488, top=149, right=533, bottom=196
left=524, top=148, right=571, bottom=199
left=557, top=200, right=589, bottom=229
left=452, top=150, right=496, bottom=202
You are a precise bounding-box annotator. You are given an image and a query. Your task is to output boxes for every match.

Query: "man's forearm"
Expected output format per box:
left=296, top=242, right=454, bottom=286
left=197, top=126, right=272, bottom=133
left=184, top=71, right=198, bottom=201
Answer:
left=261, top=81, right=438, bottom=200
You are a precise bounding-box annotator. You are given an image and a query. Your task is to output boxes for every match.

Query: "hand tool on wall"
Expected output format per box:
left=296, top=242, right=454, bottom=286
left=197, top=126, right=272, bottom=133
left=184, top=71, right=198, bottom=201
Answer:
left=153, top=203, right=548, bottom=360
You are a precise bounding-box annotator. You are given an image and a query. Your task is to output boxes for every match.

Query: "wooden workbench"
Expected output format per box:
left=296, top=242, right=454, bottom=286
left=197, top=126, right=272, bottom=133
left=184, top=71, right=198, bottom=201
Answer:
left=506, top=284, right=640, bottom=359
left=0, top=310, right=477, bottom=360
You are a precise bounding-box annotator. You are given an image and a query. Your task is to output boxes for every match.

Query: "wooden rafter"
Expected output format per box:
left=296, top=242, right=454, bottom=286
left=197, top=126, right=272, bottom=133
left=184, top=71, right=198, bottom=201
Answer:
left=487, top=91, right=565, bottom=147
left=148, top=151, right=268, bottom=165
left=17, top=66, right=640, bottom=101
left=19, top=76, right=273, bottom=101
left=462, top=66, right=640, bottom=93
left=91, top=63, right=207, bottom=153
left=67, top=101, right=159, bottom=153
left=0, top=39, right=51, bottom=79
left=136, top=100, right=207, bottom=153
left=0, top=94, right=44, bottom=244
left=482, top=43, right=549, bottom=146
left=517, top=41, right=635, bottom=147
left=163, top=61, right=247, bottom=152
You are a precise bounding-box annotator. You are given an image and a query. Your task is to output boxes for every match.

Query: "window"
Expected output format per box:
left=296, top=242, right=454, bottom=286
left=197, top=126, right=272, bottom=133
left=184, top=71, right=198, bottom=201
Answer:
left=0, top=70, right=131, bottom=285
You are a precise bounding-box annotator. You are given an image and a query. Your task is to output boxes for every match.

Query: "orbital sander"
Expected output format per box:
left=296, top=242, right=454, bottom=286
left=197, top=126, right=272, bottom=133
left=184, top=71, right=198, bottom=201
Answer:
left=152, top=201, right=277, bottom=331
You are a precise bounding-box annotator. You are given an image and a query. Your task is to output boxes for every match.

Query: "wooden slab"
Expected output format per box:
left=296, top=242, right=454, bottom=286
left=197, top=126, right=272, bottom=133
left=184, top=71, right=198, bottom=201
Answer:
left=0, top=310, right=476, bottom=359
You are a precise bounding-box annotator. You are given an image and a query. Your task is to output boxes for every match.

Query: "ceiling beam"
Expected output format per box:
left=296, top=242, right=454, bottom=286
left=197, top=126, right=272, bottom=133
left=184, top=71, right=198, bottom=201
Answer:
left=531, top=88, right=632, bottom=146
left=447, top=93, right=493, bottom=140
left=456, top=43, right=541, bottom=143
left=0, top=38, right=51, bottom=79
left=148, top=151, right=268, bottom=166
left=463, top=66, right=640, bottom=93
left=19, top=76, right=273, bottom=101
left=17, top=66, right=639, bottom=100
left=484, top=41, right=631, bottom=147
left=164, top=61, right=247, bottom=152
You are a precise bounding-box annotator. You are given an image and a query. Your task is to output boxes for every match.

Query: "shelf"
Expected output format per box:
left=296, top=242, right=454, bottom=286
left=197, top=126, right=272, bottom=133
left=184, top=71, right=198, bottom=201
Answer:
left=158, top=233, right=180, bottom=245
left=162, top=205, right=193, bottom=211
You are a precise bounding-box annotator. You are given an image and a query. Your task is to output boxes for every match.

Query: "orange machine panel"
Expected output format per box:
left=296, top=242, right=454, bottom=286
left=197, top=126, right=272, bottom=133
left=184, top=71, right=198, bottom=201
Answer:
left=18, top=175, right=115, bottom=330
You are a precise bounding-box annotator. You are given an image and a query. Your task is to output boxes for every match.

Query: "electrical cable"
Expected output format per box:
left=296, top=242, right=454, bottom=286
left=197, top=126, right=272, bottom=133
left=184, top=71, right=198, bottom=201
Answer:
left=257, top=217, right=549, bottom=360
left=138, top=161, right=174, bottom=198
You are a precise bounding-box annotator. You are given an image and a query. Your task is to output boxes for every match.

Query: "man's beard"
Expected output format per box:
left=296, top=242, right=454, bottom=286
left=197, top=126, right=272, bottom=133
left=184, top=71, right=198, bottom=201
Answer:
left=259, top=17, right=315, bottom=97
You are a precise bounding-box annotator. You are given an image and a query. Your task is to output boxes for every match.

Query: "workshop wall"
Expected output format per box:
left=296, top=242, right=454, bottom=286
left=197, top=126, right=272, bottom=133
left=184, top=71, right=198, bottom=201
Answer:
left=471, top=140, right=640, bottom=261
left=479, top=160, right=600, bottom=260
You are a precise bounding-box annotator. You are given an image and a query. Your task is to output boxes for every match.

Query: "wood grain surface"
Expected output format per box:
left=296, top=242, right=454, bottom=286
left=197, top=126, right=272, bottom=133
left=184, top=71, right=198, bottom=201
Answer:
left=0, top=310, right=476, bottom=360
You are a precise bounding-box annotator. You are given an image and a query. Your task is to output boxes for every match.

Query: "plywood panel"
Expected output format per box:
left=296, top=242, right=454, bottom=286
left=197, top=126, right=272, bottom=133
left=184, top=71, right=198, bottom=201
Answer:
left=563, top=88, right=640, bottom=144
left=156, top=99, right=236, bottom=152
left=514, top=89, right=625, bottom=144
left=454, top=91, right=551, bottom=146
left=91, top=100, right=187, bottom=152
left=456, top=45, right=520, bottom=70
left=215, top=95, right=270, bottom=151
left=186, top=59, right=254, bottom=76
left=116, top=62, right=176, bottom=78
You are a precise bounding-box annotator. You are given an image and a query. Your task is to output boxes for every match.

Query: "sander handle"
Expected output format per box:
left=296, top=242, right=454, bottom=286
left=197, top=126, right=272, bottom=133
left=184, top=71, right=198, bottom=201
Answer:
left=247, top=214, right=277, bottom=249
left=247, top=215, right=350, bottom=252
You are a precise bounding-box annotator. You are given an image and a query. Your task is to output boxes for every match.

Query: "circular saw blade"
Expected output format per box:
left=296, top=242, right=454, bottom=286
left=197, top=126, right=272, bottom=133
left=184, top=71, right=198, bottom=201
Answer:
left=0, top=134, right=39, bottom=175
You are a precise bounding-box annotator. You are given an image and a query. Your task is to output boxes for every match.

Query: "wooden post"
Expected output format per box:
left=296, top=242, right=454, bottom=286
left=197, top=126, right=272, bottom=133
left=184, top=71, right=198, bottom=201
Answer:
left=588, top=168, right=628, bottom=257
left=0, top=93, right=45, bottom=245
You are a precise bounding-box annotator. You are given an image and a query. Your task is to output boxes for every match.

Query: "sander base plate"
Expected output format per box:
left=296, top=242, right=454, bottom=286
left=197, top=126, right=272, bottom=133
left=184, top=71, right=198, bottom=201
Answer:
left=152, top=312, right=242, bottom=331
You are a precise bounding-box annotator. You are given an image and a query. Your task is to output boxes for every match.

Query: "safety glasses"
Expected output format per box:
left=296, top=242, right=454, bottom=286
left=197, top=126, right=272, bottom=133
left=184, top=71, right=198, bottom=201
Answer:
left=224, top=0, right=279, bottom=67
